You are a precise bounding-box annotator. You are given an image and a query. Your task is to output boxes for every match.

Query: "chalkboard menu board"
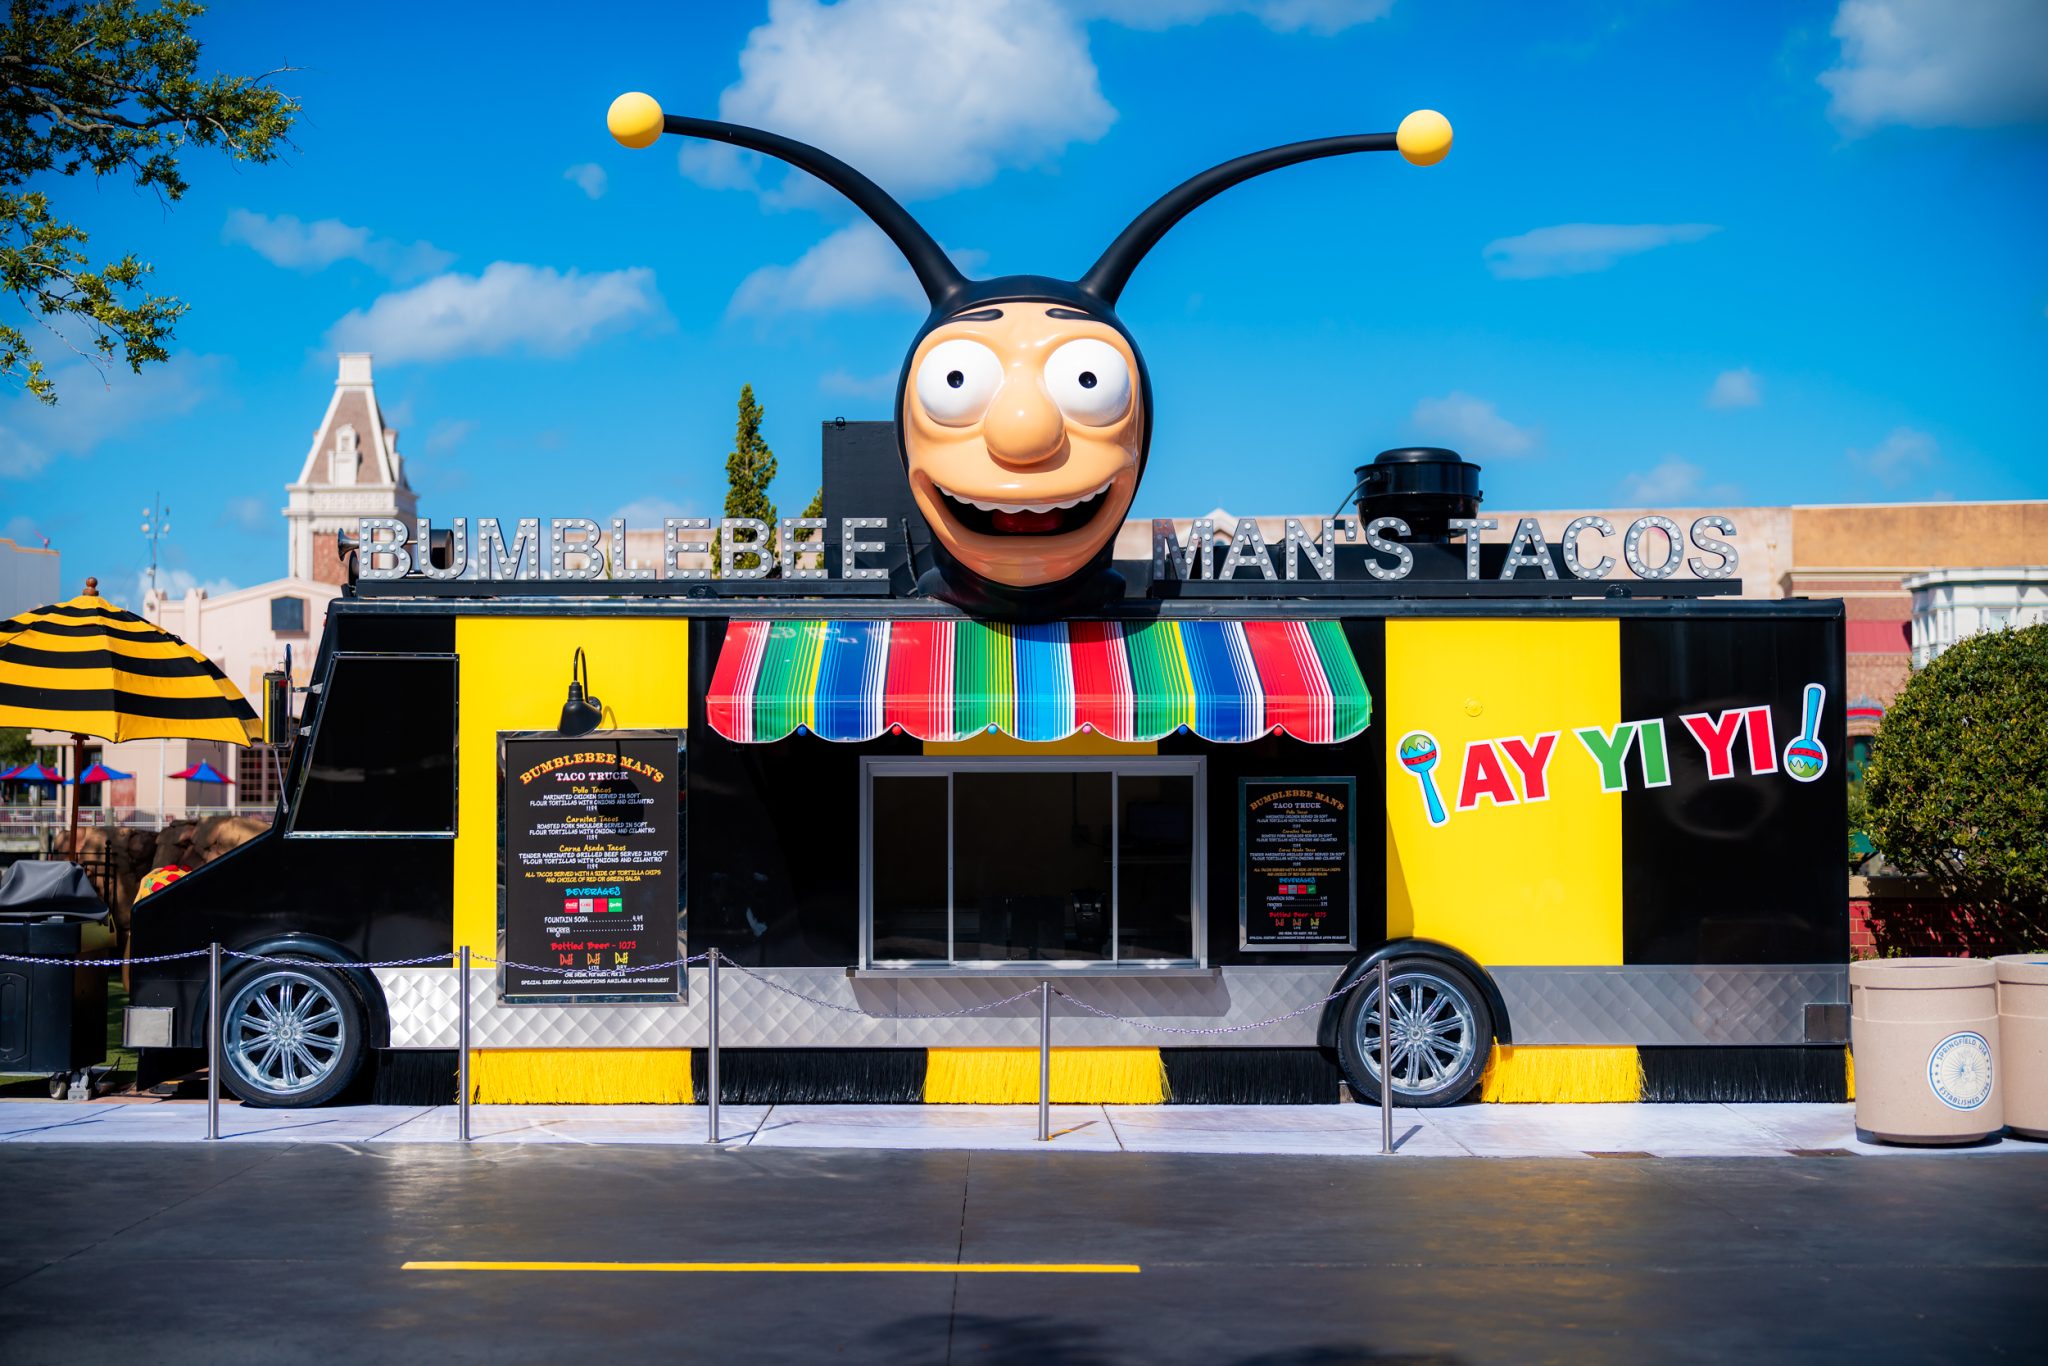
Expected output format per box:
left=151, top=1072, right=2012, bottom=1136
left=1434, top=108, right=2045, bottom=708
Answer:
left=501, top=732, right=683, bottom=1002
left=1239, top=778, right=1356, bottom=951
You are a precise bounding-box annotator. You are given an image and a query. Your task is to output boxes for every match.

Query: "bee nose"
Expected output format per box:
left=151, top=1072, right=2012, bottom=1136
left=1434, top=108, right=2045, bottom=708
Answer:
left=981, top=379, right=1066, bottom=466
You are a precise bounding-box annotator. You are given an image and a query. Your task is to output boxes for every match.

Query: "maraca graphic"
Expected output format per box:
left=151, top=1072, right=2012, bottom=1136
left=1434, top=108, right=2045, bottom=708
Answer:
left=1783, top=683, right=1828, bottom=783
left=1398, top=730, right=1450, bottom=826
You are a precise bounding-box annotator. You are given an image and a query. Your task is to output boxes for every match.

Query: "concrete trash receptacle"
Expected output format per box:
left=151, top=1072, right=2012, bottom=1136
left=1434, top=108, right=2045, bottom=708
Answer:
left=1993, top=956, right=2048, bottom=1140
left=1849, top=957, right=2001, bottom=1145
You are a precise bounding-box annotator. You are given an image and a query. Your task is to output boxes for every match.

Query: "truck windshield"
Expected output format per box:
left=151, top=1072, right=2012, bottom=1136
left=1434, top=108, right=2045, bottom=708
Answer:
left=291, top=655, right=457, bottom=835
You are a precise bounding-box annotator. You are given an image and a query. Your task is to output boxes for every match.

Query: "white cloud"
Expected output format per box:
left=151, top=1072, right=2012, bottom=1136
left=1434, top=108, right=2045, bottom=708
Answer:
left=1483, top=223, right=1720, bottom=280
left=564, top=163, right=608, bottom=199
left=221, top=495, right=272, bottom=532
left=1409, top=392, right=1538, bottom=458
left=326, top=263, right=666, bottom=364
left=142, top=567, right=239, bottom=603
left=3, top=514, right=50, bottom=546
left=689, top=0, right=1116, bottom=203
left=1074, top=1, right=1395, bottom=35
left=611, top=497, right=697, bottom=527
left=0, top=353, right=223, bottom=479
left=1706, top=367, right=1762, bottom=409
left=731, top=222, right=932, bottom=316
left=1820, top=0, right=2048, bottom=131
left=1622, top=458, right=1736, bottom=507
left=1849, top=426, right=1939, bottom=485
left=422, top=419, right=476, bottom=455
left=820, top=368, right=898, bottom=399
left=222, top=211, right=454, bottom=281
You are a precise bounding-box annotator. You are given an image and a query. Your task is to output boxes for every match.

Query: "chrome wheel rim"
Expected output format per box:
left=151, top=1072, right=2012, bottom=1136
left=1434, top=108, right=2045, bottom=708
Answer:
left=1356, top=970, right=1478, bottom=1099
left=225, top=970, right=346, bottom=1097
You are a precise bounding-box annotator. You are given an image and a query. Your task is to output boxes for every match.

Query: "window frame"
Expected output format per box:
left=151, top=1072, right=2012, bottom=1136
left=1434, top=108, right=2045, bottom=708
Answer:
left=859, top=755, right=1207, bottom=971
left=284, top=650, right=459, bottom=840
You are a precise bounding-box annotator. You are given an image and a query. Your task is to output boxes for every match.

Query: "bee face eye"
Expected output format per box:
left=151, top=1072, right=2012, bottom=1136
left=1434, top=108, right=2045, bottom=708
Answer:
left=1044, top=339, right=1130, bottom=425
left=916, top=339, right=1002, bottom=426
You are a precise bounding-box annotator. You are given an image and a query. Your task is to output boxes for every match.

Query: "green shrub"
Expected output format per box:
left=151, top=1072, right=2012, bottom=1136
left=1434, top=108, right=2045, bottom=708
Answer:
left=1865, top=624, right=2048, bottom=949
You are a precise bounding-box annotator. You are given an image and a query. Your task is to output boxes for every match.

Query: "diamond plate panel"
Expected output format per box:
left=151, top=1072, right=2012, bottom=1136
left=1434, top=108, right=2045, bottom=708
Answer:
left=1491, top=966, right=1849, bottom=1046
left=376, top=967, right=1336, bottom=1049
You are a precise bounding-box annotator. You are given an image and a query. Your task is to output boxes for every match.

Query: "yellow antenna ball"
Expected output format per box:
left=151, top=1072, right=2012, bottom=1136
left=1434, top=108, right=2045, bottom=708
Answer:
left=1396, top=109, right=1453, bottom=167
left=608, top=92, right=665, bottom=150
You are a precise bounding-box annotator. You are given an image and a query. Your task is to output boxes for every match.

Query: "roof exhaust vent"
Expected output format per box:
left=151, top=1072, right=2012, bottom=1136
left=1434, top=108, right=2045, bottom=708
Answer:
left=1354, top=447, right=1483, bottom=542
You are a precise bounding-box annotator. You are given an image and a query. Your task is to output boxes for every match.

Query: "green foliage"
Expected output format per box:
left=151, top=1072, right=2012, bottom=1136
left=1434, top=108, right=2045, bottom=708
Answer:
left=1845, top=773, right=1873, bottom=867
left=0, top=725, right=36, bottom=766
left=787, top=483, right=826, bottom=574
left=1, top=0, right=298, bottom=403
left=1865, top=625, right=2048, bottom=944
left=712, top=384, right=777, bottom=575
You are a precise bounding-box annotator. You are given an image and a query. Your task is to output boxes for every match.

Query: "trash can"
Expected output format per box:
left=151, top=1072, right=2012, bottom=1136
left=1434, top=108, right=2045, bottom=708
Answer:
left=1849, top=957, right=2002, bottom=1145
left=1993, top=955, right=2048, bottom=1140
left=0, top=861, right=111, bottom=1097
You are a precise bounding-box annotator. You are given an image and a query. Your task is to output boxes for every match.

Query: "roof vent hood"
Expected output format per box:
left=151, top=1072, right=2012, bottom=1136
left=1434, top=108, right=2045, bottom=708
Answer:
left=1354, top=447, right=1483, bottom=542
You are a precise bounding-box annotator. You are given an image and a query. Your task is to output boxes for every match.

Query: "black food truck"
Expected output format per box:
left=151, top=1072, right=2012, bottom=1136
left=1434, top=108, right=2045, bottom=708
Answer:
left=123, top=435, right=1849, bottom=1110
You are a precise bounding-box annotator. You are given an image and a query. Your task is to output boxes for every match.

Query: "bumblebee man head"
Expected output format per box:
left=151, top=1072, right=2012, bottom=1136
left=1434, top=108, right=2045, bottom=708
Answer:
left=609, top=93, right=1451, bottom=614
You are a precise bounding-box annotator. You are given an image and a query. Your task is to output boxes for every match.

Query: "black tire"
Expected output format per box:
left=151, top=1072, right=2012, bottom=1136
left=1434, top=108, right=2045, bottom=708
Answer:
left=215, top=959, right=368, bottom=1108
left=1336, top=959, right=1493, bottom=1107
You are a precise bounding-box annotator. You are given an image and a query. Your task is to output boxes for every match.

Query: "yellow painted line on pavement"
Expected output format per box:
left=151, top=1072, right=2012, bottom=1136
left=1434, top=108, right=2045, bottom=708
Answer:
left=404, top=1260, right=1139, bottom=1275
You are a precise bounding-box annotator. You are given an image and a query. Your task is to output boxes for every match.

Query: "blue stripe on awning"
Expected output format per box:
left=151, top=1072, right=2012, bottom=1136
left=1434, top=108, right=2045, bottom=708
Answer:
left=1011, top=623, right=1072, bottom=743
left=1180, top=620, right=1261, bottom=743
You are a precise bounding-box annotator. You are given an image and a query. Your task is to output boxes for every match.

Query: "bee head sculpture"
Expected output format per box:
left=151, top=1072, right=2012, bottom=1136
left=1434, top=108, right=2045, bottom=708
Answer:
left=610, top=93, right=1451, bottom=619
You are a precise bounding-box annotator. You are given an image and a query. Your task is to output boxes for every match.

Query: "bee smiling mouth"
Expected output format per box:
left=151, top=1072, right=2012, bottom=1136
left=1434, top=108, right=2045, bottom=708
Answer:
left=934, top=479, right=1114, bottom=536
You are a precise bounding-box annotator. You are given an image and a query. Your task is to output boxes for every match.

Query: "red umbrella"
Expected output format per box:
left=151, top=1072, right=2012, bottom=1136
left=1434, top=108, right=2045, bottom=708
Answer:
left=171, top=760, right=234, bottom=785
left=5, top=761, right=65, bottom=783
left=75, top=761, right=133, bottom=784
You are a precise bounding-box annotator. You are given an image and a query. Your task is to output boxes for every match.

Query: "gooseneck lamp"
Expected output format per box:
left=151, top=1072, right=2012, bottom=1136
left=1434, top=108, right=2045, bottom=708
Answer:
left=559, top=648, right=603, bottom=737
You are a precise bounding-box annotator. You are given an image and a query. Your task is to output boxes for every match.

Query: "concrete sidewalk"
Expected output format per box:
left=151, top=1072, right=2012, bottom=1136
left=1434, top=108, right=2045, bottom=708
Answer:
left=2, top=1097, right=2043, bottom=1156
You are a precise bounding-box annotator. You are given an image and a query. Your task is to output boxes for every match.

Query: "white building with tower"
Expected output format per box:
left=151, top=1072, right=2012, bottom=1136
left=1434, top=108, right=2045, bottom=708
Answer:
left=34, top=355, right=417, bottom=823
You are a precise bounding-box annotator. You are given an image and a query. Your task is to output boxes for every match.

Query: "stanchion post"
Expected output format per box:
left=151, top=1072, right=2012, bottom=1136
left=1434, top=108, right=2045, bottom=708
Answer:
left=706, top=950, right=721, bottom=1146
left=206, top=941, right=222, bottom=1141
left=1038, top=980, right=1052, bottom=1143
left=457, top=945, right=471, bottom=1142
left=1378, top=959, right=1393, bottom=1155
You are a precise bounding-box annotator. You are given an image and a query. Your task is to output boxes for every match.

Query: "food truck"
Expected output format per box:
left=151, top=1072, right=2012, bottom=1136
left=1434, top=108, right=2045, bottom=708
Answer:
left=122, top=433, right=1849, bottom=1110
left=124, top=97, right=1848, bottom=1110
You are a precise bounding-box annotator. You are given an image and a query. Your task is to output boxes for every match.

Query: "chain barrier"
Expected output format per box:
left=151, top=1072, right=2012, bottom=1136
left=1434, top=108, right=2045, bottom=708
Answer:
left=226, top=949, right=457, bottom=969
left=0, top=943, right=1372, bottom=1036
left=0, top=947, right=213, bottom=967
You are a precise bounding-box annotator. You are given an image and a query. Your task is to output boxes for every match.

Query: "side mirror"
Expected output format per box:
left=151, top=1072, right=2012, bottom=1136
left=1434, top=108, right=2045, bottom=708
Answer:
left=260, top=670, right=294, bottom=747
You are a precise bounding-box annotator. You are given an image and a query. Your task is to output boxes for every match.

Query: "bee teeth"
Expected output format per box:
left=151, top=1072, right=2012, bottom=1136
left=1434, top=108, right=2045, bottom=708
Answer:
left=940, top=479, right=1115, bottom=516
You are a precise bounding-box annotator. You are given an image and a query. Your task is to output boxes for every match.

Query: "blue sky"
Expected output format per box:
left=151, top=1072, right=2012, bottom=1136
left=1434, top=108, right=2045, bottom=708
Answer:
left=4, top=0, right=2045, bottom=606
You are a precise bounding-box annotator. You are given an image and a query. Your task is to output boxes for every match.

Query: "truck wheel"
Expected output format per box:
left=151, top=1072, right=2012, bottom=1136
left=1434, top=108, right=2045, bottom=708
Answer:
left=218, top=961, right=367, bottom=1108
left=1337, top=960, right=1493, bottom=1107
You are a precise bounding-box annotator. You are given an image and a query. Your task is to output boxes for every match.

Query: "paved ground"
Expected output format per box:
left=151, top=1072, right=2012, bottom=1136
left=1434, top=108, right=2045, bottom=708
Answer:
left=3, top=1097, right=2045, bottom=1158
left=0, top=1142, right=2043, bottom=1364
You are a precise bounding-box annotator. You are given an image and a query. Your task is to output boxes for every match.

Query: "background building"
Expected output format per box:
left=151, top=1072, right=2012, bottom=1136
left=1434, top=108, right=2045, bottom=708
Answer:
left=0, top=533, right=60, bottom=621
left=27, top=355, right=413, bottom=823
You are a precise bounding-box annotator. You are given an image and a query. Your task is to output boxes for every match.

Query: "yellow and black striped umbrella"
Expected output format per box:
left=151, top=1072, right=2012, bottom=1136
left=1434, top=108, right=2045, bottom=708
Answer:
left=0, top=579, right=257, bottom=745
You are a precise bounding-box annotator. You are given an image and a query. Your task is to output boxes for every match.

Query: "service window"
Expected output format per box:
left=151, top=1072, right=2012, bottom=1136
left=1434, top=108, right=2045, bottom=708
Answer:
left=863, top=758, right=1202, bottom=967
left=290, top=654, right=457, bottom=836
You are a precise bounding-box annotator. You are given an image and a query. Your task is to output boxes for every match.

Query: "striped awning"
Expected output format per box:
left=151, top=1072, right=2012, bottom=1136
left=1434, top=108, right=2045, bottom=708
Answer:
left=707, top=619, right=1371, bottom=745
left=0, top=594, right=257, bottom=745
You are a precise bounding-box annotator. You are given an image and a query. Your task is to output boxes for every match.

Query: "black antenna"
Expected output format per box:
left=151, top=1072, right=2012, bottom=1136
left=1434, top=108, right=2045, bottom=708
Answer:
left=1081, top=133, right=1400, bottom=305
left=611, top=95, right=968, bottom=310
